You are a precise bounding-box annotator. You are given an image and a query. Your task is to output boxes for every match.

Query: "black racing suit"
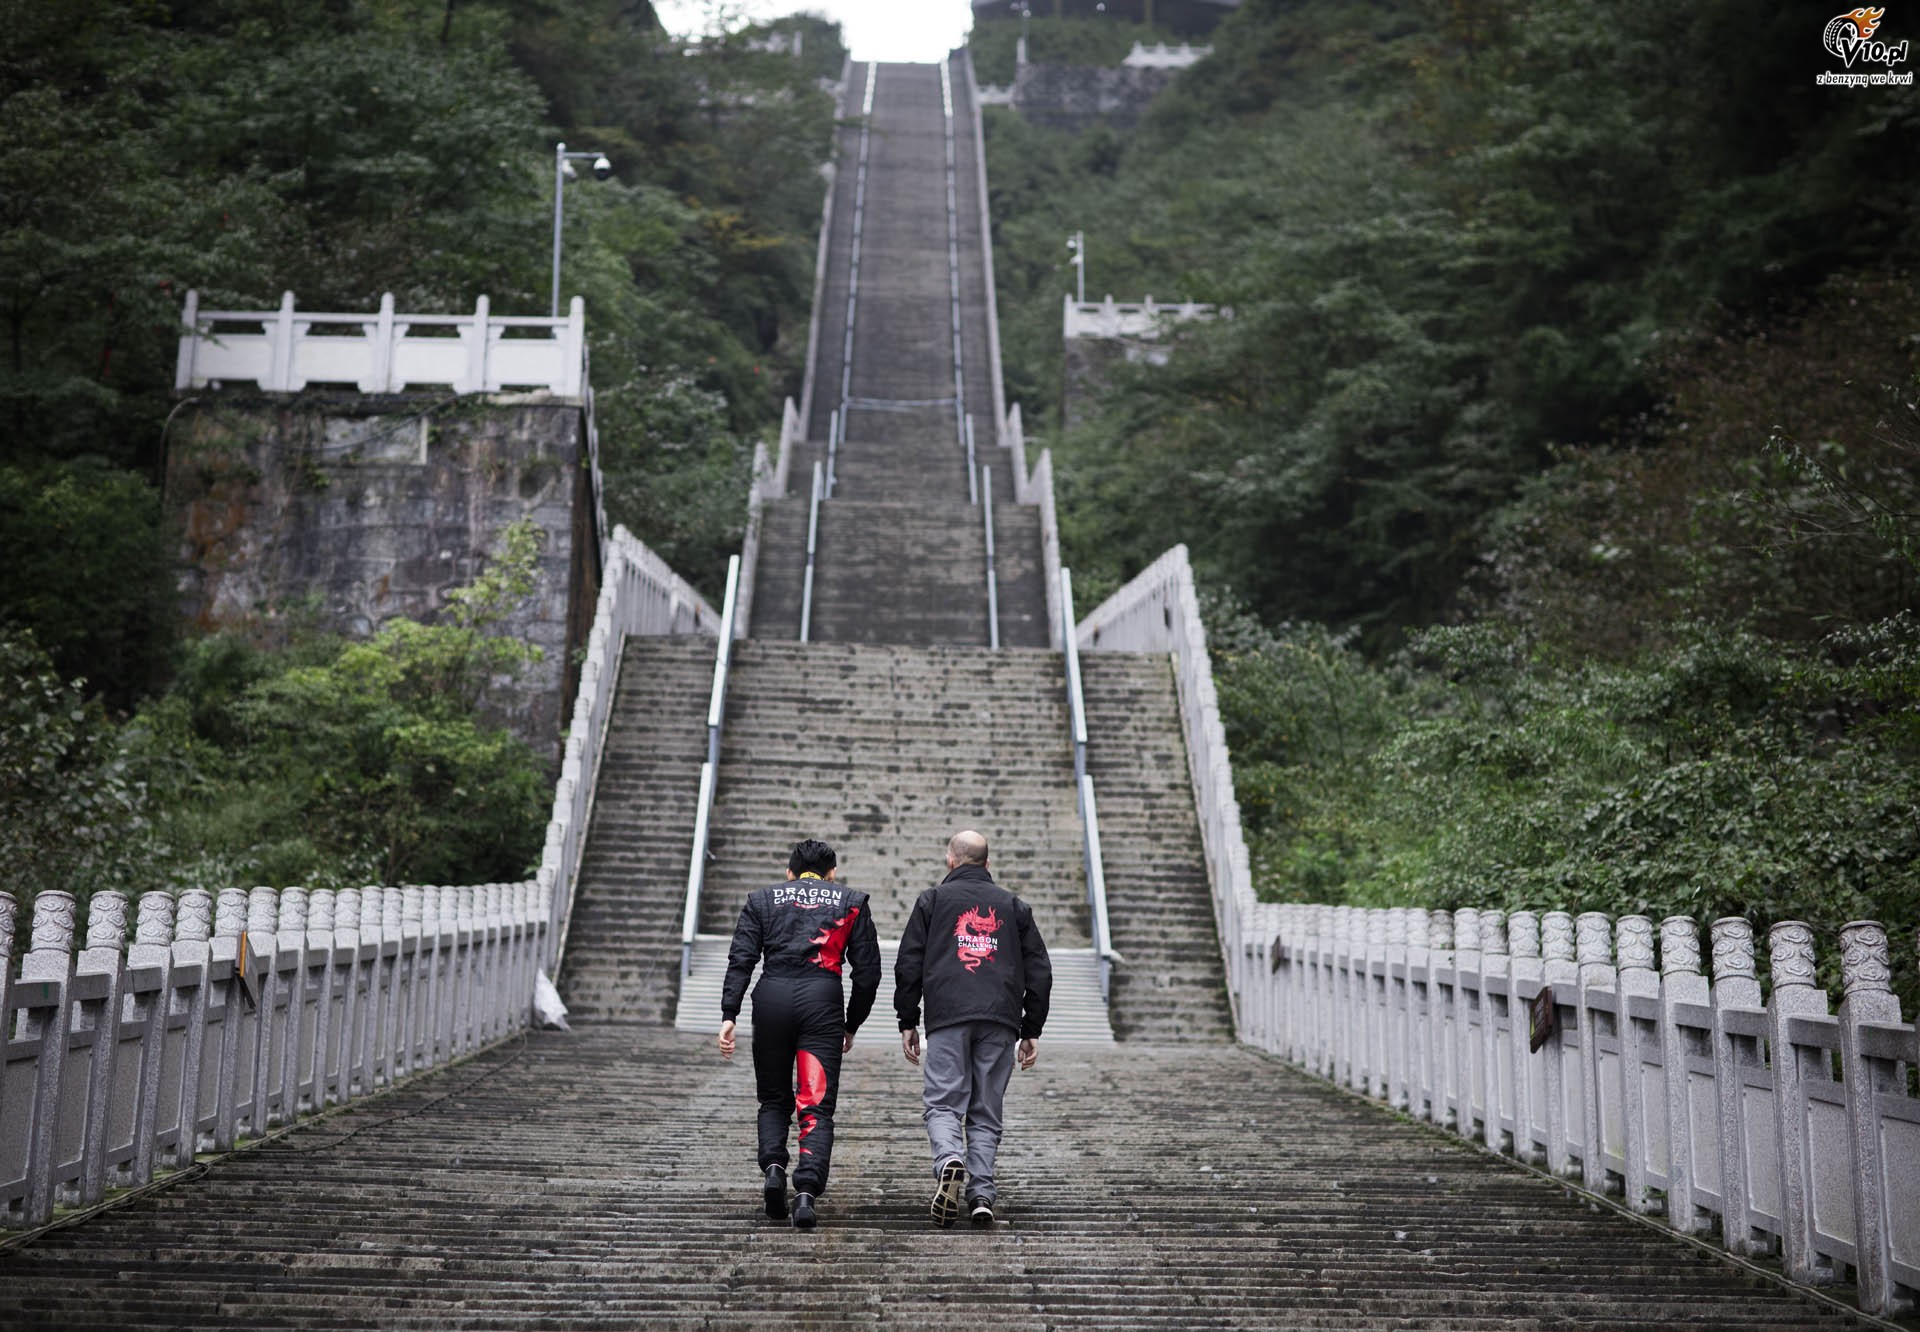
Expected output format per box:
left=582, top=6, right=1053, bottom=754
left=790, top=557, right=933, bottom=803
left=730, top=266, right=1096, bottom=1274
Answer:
left=722, top=875, right=881, bottom=1196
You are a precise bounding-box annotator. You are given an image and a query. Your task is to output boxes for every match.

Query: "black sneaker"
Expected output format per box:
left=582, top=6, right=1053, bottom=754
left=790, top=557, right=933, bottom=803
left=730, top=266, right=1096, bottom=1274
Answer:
left=969, top=1198, right=994, bottom=1228
left=792, top=1192, right=817, bottom=1230
left=763, top=1164, right=788, bottom=1220
left=931, top=1159, right=966, bottom=1228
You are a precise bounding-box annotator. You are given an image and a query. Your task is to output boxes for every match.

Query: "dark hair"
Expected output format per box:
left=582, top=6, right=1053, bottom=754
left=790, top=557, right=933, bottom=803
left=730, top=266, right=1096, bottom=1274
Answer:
left=789, top=838, right=837, bottom=876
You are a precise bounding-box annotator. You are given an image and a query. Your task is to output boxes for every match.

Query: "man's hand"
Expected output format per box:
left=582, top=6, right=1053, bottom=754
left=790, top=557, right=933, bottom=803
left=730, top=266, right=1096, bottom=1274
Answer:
left=842, top=1028, right=856, bottom=1054
left=718, top=1019, right=736, bottom=1059
left=901, top=1027, right=921, bottom=1066
left=1017, top=1037, right=1037, bottom=1070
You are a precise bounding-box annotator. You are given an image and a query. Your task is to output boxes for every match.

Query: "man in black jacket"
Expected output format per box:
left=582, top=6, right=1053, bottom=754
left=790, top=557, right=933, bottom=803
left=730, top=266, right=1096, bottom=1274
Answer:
left=894, top=829, right=1051, bottom=1228
left=718, top=838, right=881, bottom=1230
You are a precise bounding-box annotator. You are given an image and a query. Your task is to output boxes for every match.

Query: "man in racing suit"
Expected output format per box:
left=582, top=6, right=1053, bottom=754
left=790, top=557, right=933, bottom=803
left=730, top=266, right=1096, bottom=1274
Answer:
left=718, top=838, right=880, bottom=1230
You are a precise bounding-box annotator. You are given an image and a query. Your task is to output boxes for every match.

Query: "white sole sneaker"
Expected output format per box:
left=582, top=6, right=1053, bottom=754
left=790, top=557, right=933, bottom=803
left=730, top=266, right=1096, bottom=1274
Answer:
left=931, top=1160, right=966, bottom=1228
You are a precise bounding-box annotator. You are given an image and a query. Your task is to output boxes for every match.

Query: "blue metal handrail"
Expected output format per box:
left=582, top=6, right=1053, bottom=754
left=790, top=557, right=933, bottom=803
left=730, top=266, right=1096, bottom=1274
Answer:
left=1060, top=567, right=1115, bottom=999
left=682, top=553, right=740, bottom=978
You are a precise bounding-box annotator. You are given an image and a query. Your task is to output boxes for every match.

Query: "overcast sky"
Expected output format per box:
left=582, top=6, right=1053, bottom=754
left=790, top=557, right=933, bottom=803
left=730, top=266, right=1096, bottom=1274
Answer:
left=655, top=1, right=976, bottom=62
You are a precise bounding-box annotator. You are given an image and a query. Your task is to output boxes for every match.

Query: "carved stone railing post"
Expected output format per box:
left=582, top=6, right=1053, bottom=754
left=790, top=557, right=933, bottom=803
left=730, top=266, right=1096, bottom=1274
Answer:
left=1656, top=916, right=1709, bottom=1233
left=75, top=891, right=130, bottom=1205
left=397, top=887, right=424, bottom=1077
left=1837, top=921, right=1913, bottom=1315
left=307, top=889, right=343, bottom=1110
left=1540, top=911, right=1576, bottom=1177
left=1383, top=908, right=1410, bottom=1111
left=1453, top=908, right=1484, bottom=1144
left=356, top=884, right=385, bottom=1094
left=20, top=891, right=77, bottom=1224
left=1427, top=909, right=1455, bottom=1130
left=167, top=889, right=214, bottom=1168
left=1765, top=920, right=1834, bottom=1284
left=1613, top=916, right=1660, bottom=1214
left=1709, top=917, right=1768, bottom=1256
left=1574, top=911, right=1615, bottom=1192
left=1478, top=910, right=1512, bottom=1154
left=245, top=887, right=282, bottom=1132
left=127, top=892, right=176, bottom=1187
left=334, top=887, right=366, bottom=1101
left=1364, top=909, right=1389, bottom=1100
left=209, top=887, right=251, bottom=1152
left=1310, top=904, right=1334, bottom=1079
left=1508, top=911, right=1544, bottom=1164
left=1405, top=908, right=1432, bottom=1121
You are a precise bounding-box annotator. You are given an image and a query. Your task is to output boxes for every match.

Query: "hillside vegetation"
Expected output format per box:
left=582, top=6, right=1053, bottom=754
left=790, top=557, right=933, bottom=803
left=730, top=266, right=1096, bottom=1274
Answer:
left=978, top=2, right=1920, bottom=999
left=1, top=0, right=842, bottom=917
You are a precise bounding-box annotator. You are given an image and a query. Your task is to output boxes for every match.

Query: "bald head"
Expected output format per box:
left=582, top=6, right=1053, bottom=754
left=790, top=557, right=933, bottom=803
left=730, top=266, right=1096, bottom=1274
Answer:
left=947, top=829, right=989, bottom=868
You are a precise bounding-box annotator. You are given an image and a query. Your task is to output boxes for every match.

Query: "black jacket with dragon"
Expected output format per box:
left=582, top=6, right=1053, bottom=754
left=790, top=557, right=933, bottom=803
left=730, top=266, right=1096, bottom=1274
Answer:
left=893, top=863, right=1052, bottom=1039
left=721, top=876, right=881, bottom=1029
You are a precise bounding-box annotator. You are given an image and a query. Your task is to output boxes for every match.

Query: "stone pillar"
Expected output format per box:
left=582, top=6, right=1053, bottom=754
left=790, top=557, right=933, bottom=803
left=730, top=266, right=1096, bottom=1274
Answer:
left=1614, top=916, right=1660, bottom=1214
left=1709, top=917, right=1768, bottom=1255
left=1765, top=921, right=1834, bottom=1283
left=127, top=892, right=176, bottom=1186
left=274, top=888, right=310, bottom=1118
left=75, top=891, right=130, bottom=1205
left=1575, top=911, right=1615, bottom=1191
left=307, top=889, right=340, bottom=1110
left=1453, top=908, right=1484, bottom=1144
left=209, top=888, right=250, bottom=1151
left=168, top=889, right=214, bottom=1168
left=1478, top=910, right=1511, bottom=1154
left=246, top=887, right=282, bottom=1132
left=1384, top=908, right=1410, bottom=1111
left=21, top=892, right=77, bottom=1224
left=1508, top=912, right=1543, bottom=1164
left=1427, top=909, right=1455, bottom=1130
left=1657, top=916, right=1709, bottom=1232
left=1540, top=911, right=1576, bottom=1177
left=1838, top=921, right=1913, bottom=1314
left=357, top=885, right=386, bottom=1094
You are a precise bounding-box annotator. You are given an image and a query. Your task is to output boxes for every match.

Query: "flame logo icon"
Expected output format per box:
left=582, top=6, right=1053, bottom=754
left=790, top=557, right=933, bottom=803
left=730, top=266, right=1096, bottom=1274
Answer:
left=1825, top=7, right=1887, bottom=57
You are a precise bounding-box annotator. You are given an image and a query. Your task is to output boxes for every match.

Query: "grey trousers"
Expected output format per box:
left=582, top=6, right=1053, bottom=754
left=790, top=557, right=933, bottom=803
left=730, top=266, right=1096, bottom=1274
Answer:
left=922, top=1020, right=1017, bottom=1203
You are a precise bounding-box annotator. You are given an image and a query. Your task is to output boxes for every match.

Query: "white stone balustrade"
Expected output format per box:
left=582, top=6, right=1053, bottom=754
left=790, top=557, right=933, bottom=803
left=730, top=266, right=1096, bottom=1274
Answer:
left=175, top=291, right=587, bottom=397
left=1078, top=541, right=1920, bottom=1315
left=1121, top=42, right=1213, bottom=70
left=1, top=879, right=544, bottom=1229
left=1062, top=294, right=1219, bottom=341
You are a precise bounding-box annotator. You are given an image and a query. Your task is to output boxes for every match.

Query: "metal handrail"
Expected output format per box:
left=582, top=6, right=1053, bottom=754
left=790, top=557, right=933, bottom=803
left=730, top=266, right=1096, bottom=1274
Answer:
left=826, top=408, right=840, bottom=498
left=983, top=466, right=999, bottom=649
left=1059, top=567, right=1115, bottom=998
left=966, top=414, right=979, bottom=505
left=682, top=554, right=741, bottom=979
left=940, top=57, right=967, bottom=459
left=799, top=461, right=824, bottom=642
left=835, top=61, right=877, bottom=468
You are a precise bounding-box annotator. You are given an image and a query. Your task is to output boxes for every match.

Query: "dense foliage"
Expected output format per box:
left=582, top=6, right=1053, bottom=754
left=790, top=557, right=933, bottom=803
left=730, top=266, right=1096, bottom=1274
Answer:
left=1, top=0, right=842, bottom=907
left=980, top=3, right=1920, bottom=994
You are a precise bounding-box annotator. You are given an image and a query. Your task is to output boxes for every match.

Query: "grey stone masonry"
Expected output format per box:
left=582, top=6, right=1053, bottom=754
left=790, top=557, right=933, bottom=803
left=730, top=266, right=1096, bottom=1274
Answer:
left=0, top=1026, right=1858, bottom=1328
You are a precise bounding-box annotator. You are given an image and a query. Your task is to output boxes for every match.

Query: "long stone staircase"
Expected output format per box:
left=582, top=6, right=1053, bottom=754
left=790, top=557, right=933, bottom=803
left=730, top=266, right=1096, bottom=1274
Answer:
left=0, top=50, right=1863, bottom=1330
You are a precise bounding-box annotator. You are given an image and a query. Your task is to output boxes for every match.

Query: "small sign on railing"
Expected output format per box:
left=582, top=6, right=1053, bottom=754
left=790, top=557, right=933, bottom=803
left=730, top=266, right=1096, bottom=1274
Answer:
left=1528, top=984, right=1557, bottom=1052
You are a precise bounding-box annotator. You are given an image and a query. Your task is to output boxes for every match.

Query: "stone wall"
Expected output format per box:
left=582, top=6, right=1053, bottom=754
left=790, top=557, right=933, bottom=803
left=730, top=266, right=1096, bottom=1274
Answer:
left=166, top=393, right=598, bottom=761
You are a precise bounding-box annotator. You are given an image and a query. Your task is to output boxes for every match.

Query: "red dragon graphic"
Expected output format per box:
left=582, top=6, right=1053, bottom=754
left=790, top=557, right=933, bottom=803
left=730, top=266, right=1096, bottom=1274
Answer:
left=809, top=906, right=860, bottom=975
left=954, top=905, right=1001, bottom=972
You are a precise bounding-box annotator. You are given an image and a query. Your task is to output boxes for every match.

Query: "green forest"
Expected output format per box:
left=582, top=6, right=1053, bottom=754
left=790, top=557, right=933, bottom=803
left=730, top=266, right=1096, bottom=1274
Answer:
left=976, top=1, right=1920, bottom=996
left=2, top=0, right=843, bottom=911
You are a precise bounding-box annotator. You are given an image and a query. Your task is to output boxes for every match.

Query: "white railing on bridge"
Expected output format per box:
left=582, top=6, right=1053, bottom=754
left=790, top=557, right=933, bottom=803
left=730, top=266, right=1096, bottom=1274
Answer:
left=1121, top=42, right=1213, bottom=70
left=1080, top=542, right=1920, bottom=1317
left=1249, top=905, right=1920, bottom=1318
left=1, top=881, right=541, bottom=1229
left=176, top=291, right=587, bottom=398
left=1063, top=295, right=1219, bottom=342
left=540, top=525, right=719, bottom=964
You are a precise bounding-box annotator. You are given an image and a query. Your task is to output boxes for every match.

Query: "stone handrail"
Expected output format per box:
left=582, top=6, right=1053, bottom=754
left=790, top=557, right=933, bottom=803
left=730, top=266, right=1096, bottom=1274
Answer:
left=1078, top=544, right=1256, bottom=1026
left=1, top=880, right=541, bottom=1229
left=734, top=397, right=802, bottom=639
left=963, top=48, right=1010, bottom=438
left=538, top=524, right=719, bottom=966
left=1122, top=42, right=1213, bottom=69
left=1247, top=905, right=1920, bottom=1318
left=1063, top=294, right=1219, bottom=342
left=176, top=291, right=587, bottom=398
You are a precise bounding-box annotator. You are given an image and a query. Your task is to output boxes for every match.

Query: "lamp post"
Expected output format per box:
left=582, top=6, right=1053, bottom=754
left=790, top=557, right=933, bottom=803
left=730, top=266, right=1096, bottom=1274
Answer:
left=551, top=142, right=613, bottom=318
left=1066, top=230, right=1086, bottom=305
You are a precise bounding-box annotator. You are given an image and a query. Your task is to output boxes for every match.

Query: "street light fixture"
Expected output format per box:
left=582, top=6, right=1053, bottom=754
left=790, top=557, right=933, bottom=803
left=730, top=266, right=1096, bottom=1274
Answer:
left=1066, top=230, right=1086, bottom=304
left=551, top=141, right=614, bottom=318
